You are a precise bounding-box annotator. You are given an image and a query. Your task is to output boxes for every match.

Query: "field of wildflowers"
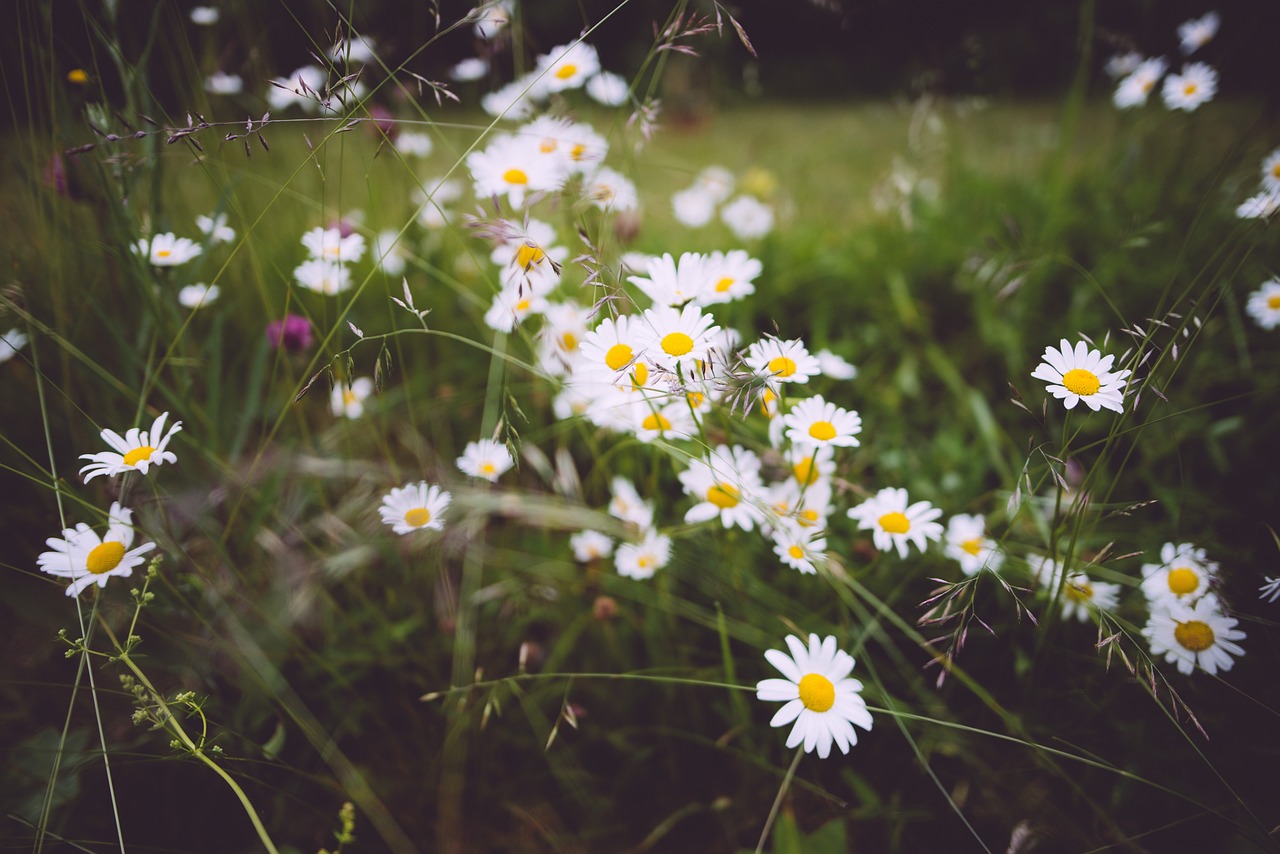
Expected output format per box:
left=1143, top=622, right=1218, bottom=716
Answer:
left=3, top=1, right=1279, bottom=852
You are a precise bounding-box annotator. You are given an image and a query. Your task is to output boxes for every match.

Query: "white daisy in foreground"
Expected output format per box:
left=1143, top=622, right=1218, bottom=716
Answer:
left=1059, top=573, right=1121, bottom=622
left=379, top=481, right=451, bottom=535
left=1113, top=57, right=1167, bottom=109
left=535, top=41, right=600, bottom=93
left=756, top=634, right=872, bottom=759
left=1177, top=11, right=1219, bottom=55
left=746, top=337, right=821, bottom=386
left=1140, top=541, right=1219, bottom=609
left=196, top=213, right=236, bottom=244
left=1031, top=339, right=1131, bottom=413
left=772, top=528, right=826, bottom=575
left=294, top=259, right=352, bottom=296
left=570, top=530, right=613, bottom=563
left=721, top=195, right=774, bottom=240
left=615, top=530, right=671, bottom=580
left=467, top=133, right=568, bottom=208
left=135, top=233, right=202, bottom=267
left=331, top=377, right=374, bottom=419
left=944, top=513, right=1004, bottom=576
left=586, top=70, right=628, bottom=106
left=678, top=445, right=766, bottom=531
left=38, top=502, right=154, bottom=597
left=782, top=395, right=862, bottom=449
left=178, top=283, right=220, bottom=309
left=815, top=349, right=858, bottom=380
left=1246, top=279, right=1280, bottom=330
left=696, top=249, right=761, bottom=306
left=1162, top=63, right=1217, bottom=112
left=0, top=328, right=29, bottom=364
left=457, top=438, right=514, bottom=482
left=79, top=411, right=182, bottom=482
left=1142, top=594, right=1245, bottom=676
left=1260, top=576, right=1280, bottom=603
left=639, top=303, right=720, bottom=373
left=786, top=445, right=836, bottom=488
left=301, top=227, right=366, bottom=264
left=847, top=487, right=943, bottom=559
left=630, top=252, right=709, bottom=306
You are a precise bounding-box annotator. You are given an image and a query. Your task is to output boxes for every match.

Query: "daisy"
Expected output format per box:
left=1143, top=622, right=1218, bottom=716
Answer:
left=693, top=166, right=736, bottom=203
left=720, top=195, right=774, bottom=240
left=178, top=283, right=220, bottom=309
left=1260, top=576, right=1280, bottom=603
left=38, top=502, right=155, bottom=597
left=847, top=487, right=943, bottom=559
left=204, top=72, right=243, bottom=95
left=472, top=0, right=514, bottom=40
left=550, top=121, right=609, bottom=175
left=415, top=178, right=464, bottom=228
left=696, top=250, right=761, bottom=306
left=1104, top=51, right=1143, bottom=79
left=586, top=71, right=628, bottom=106
left=1162, top=63, right=1218, bottom=112
left=451, top=57, right=490, bottom=82
left=331, top=377, right=374, bottom=419
left=1028, top=554, right=1065, bottom=589
left=570, top=530, right=613, bottom=562
left=578, top=314, right=651, bottom=377
left=1113, top=57, right=1167, bottom=109
left=457, top=438, right=514, bottom=482
left=301, top=226, right=365, bottom=264
left=196, top=213, right=236, bottom=244
left=1142, top=594, right=1245, bottom=676
left=944, top=513, right=1004, bottom=575
left=781, top=395, right=862, bottom=449
left=815, top=349, right=858, bottom=380
left=609, top=476, right=655, bottom=531
left=395, top=131, right=434, bottom=158
left=189, top=6, right=218, bottom=25
left=1177, top=11, right=1220, bottom=55
left=489, top=218, right=567, bottom=293
left=135, top=233, right=202, bottom=267
left=0, top=329, right=29, bottom=364
left=1140, top=542, right=1219, bottom=609
left=766, top=478, right=833, bottom=535
left=379, top=481, right=451, bottom=535
left=294, top=259, right=352, bottom=296
left=483, top=285, right=548, bottom=333
left=745, top=337, right=822, bottom=386
left=629, top=253, right=708, bottom=307
left=1260, top=148, right=1280, bottom=193
left=678, top=445, right=766, bottom=531
left=79, top=411, right=182, bottom=482
left=267, top=65, right=328, bottom=112
left=480, top=76, right=541, bottom=121
left=615, top=530, right=671, bottom=580
left=786, top=444, right=836, bottom=488
left=329, top=35, right=377, bottom=65
left=1246, top=279, right=1280, bottom=330
left=1059, top=572, right=1121, bottom=622
left=535, top=42, right=601, bottom=93
left=1236, top=188, right=1280, bottom=220
left=638, top=303, right=721, bottom=374
left=467, top=133, right=567, bottom=208
left=630, top=397, right=698, bottom=443
left=1030, top=339, right=1131, bottom=413
left=671, top=187, right=717, bottom=228
left=537, top=301, right=592, bottom=376
left=584, top=167, right=638, bottom=212
left=773, top=528, right=827, bottom=575
left=756, top=634, right=873, bottom=759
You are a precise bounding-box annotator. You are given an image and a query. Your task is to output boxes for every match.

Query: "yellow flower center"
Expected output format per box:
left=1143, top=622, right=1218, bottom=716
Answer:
left=515, top=298, right=531, bottom=312
left=1065, top=581, right=1093, bottom=603
left=561, top=332, right=578, bottom=352
left=502, top=168, right=529, bottom=185
left=714, top=276, right=734, bottom=293
left=343, top=390, right=358, bottom=406
left=86, top=541, right=126, bottom=575
left=630, top=362, right=649, bottom=388
left=605, top=343, right=633, bottom=371
left=961, top=538, right=983, bottom=556
left=570, top=143, right=586, bottom=161
left=555, top=63, right=578, bottom=81
left=1166, top=567, right=1199, bottom=596
left=404, top=507, right=431, bottom=527
left=1268, top=294, right=1280, bottom=310
left=515, top=243, right=545, bottom=269
left=67, top=68, right=89, bottom=84
left=1272, top=163, right=1280, bottom=180
left=539, top=140, right=557, bottom=154
left=637, top=554, right=654, bottom=569
left=687, top=391, right=705, bottom=408
left=798, top=509, right=820, bottom=528
left=156, top=249, right=172, bottom=258
left=706, top=483, right=739, bottom=509
left=797, top=673, right=835, bottom=712
left=793, top=457, right=816, bottom=484
left=1062, top=368, right=1101, bottom=396
left=1174, top=620, right=1215, bottom=652
left=661, top=332, right=694, bottom=356
left=808, top=421, right=836, bottom=441
left=1141, top=79, right=1155, bottom=94
left=480, top=462, right=497, bottom=476
left=878, top=512, right=910, bottom=534
left=788, top=545, right=805, bottom=560
left=641, top=412, right=671, bottom=432
left=1183, top=82, right=1198, bottom=97
left=768, top=356, right=797, bottom=377
left=122, top=446, right=156, bottom=467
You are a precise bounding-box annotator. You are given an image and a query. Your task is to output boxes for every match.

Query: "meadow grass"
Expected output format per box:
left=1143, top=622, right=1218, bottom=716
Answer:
left=3, top=4, right=1280, bottom=853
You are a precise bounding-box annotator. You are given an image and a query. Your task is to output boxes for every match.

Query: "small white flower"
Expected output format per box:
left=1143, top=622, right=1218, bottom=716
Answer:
left=584, top=166, right=638, bottom=212
left=695, top=250, right=761, bottom=306
left=1113, top=57, right=1167, bottom=109
left=472, top=0, right=514, bottom=40
left=671, top=187, right=717, bottom=228
left=267, top=65, right=328, bottom=112
left=329, top=35, right=377, bottom=65
left=782, top=395, right=862, bottom=449
left=814, top=349, right=858, bottom=380
left=394, top=131, right=434, bottom=158
left=1104, top=51, right=1143, bottom=79
left=178, top=283, right=220, bottom=309
left=480, top=75, right=541, bottom=121
left=483, top=285, right=548, bottom=333
left=371, top=229, right=409, bottom=276
left=944, top=514, right=1004, bottom=576
left=331, top=377, right=374, bottom=418
left=203, top=72, right=243, bottom=95
left=301, top=227, right=365, bottom=264
left=1162, top=63, right=1218, bottom=112
left=847, top=487, right=943, bottom=559
left=467, top=133, right=568, bottom=208
left=1259, top=576, right=1280, bottom=603
left=678, top=445, right=766, bottom=531
left=1142, top=594, right=1245, bottom=676
left=379, top=482, right=451, bottom=535
left=37, top=502, right=155, bottom=597
left=609, top=477, right=655, bottom=531
left=785, top=445, right=836, bottom=489
left=638, top=303, right=721, bottom=373
left=693, top=166, right=735, bottom=203
left=456, top=438, right=514, bottom=482
left=451, top=57, right=490, bottom=82
left=756, top=634, right=873, bottom=759
left=534, top=42, right=601, bottom=93
left=1236, top=188, right=1280, bottom=220
left=1030, top=339, right=1131, bottom=413
left=196, top=213, right=235, bottom=244
left=745, top=337, right=822, bottom=387
left=570, top=530, right=613, bottom=562
left=615, top=530, right=671, bottom=580
left=720, top=195, right=774, bottom=240
left=772, top=527, right=827, bottom=575
left=629, top=397, right=698, bottom=443
left=0, top=328, right=29, bottom=364
left=1177, top=11, right=1220, bottom=55
left=586, top=71, right=629, bottom=106
left=1245, top=278, right=1280, bottom=330
left=1140, top=542, right=1219, bottom=609
left=629, top=252, right=708, bottom=307
left=1260, top=147, right=1280, bottom=194
left=189, top=6, right=219, bottom=25
left=1059, top=573, right=1121, bottom=622
left=135, top=233, right=202, bottom=267
left=294, top=259, right=352, bottom=296
left=79, top=411, right=182, bottom=482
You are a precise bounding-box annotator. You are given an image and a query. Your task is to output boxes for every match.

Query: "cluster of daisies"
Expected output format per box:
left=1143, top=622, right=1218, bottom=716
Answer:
left=132, top=213, right=234, bottom=309
left=1105, top=11, right=1219, bottom=112
left=670, top=165, right=776, bottom=241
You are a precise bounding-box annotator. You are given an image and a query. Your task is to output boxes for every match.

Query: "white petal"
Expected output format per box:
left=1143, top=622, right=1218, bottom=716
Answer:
left=764, top=648, right=802, bottom=682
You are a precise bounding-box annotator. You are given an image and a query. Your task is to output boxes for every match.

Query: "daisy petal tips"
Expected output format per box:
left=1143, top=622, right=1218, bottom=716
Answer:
left=79, top=411, right=182, bottom=482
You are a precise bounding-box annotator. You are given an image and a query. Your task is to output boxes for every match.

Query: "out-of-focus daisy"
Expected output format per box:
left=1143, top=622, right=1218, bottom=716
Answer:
left=772, top=528, right=827, bottom=575
left=394, top=131, right=434, bottom=157
left=267, top=65, right=328, bottom=112
left=767, top=478, right=833, bottom=535
left=584, top=167, right=638, bottom=212
left=472, top=0, right=513, bottom=40
left=537, top=301, right=592, bottom=376
left=638, top=303, right=720, bottom=373
left=415, top=178, right=464, bottom=229
left=483, top=285, right=548, bottom=333
left=678, top=445, right=765, bottom=531
left=944, top=513, right=1004, bottom=575
left=586, top=71, right=628, bottom=106
left=570, top=530, right=613, bottom=562
left=720, top=195, right=774, bottom=240
left=1031, top=339, right=1131, bottom=413
left=196, top=213, right=235, bottom=244
left=1104, top=51, right=1143, bottom=79
left=615, top=530, right=671, bottom=580
left=451, top=57, right=490, bottom=82
left=37, top=502, right=155, bottom=597
left=535, top=42, right=600, bottom=93
left=847, top=487, right=943, bottom=559
left=379, top=481, right=450, bottom=535
left=1245, top=279, right=1280, bottom=330
left=1236, top=188, right=1280, bottom=220
left=696, top=249, right=760, bottom=306
left=1260, top=576, right=1280, bottom=603
left=190, top=6, right=219, bottom=25
left=756, top=634, right=872, bottom=759
left=204, top=72, right=243, bottom=95
left=786, top=444, right=836, bottom=488
left=629, top=252, right=708, bottom=306
left=301, top=226, right=365, bottom=264
left=1028, top=554, right=1065, bottom=589
left=457, top=438, right=514, bottom=482
left=1177, top=11, right=1220, bottom=55
left=1140, top=542, right=1219, bottom=609
left=1162, top=63, right=1217, bottom=112
left=329, top=35, right=377, bottom=65
left=671, top=186, right=717, bottom=228
left=331, top=377, right=374, bottom=418
left=630, top=397, right=697, bottom=443
left=694, top=165, right=735, bottom=203
left=1260, top=148, right=1280, bottom=193
left=0, top=329, right=29, bottom=364
left=467, top=133, right=567, bottom=208
left=294, top=259, right=352, bottom=295
left=525, top=119, right=607, bottom=175
left=814, top=349, right=858, bottom=380
left=480, top=75, right=540, bottom=121
left=1142, top=594, right=1245, bottom=676
left=782, top=395, right=862, bottom=449
left=609, top=476, right=654, bottom=530
left=1059, top=573, right=1121, bottom=622
left=489, top=218, right=566, bottom=292
left=746, top=337, right=821, bottom=387
left=178, top=283, right=220, bottom=309
left=135, top=233, right=202, bottom=267
left=80, top=411, right=181, bottom=482
left=1113, top=57, right=1167, bottom=109
left=370, top=229, right=410, bottom=276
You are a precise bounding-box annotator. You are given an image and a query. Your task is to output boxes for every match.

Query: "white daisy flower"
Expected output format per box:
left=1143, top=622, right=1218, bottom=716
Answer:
left=786, top=445, right=836, bottom=488
left=678, top=445, right=766, bottom=531
left=638, top=303, right=721, bottom=373
left=1259, top=576, right=1280, bottom=603
left=189, top=6, right=218, bottom=25
left=472, top=0, right=514, bottom=40
left=1030, top=339, right=1131, bottom=413
left=329, top=35, right=377, bottom=65
left=203, top=72, right=243, bottom=95
left=766, top=478, right=833, bottom=535
left=79, top=411, right=182, bottom=482
left=38, top=502, right=155, bottom=597
left=535, top=41, right=601, bottom=93
left=814, top=349, right=858, bottom=380
left=521, top=119, right=607, bottom=175
left=537, top=301, right=592, bottom=376
left=1177, top=11, right=1219, bottom=55
left=414, top=178, right=464, bottom=229
left=1162, top=62, right=1218, bottom=112
left=483, top=285, right=548, bottom=333
left=394, top=131, right=434, bottom=158
left=944, top=513, right=1004, bottom=576
left=467, top=133, right=567, bottom=208
left=1142, top=594, right=1245, bottom=676
left=720, top=195, right=774, bottom=240
left=267, top=65, right=328, bottom=112
left=1113, top=57, right=1167, bottom=109
left=1059, top=573, right=1121, bottom=622
left=745, top=337, right=822, bottom=387
left=847, top=487, right=943, bottom=559
left=693, top=165, right=735, bottom=203
left=630, top=397, right=697, bottom=443
left=629, top=252, right=708, bottom=307
left=301, top=226, right=365, bottom=264
left=294, top=259, right=352, bottom=296
left=584, top=167, right=638, bottom=212
left=1260, top=148, right=1280, bottom=193
left=570, top=530, right=613, bottom=562
left=451, top=57, right=489, bottom=82
left=331, top=377, right=374, bottom=419
left=369, top=229, right=409, bottom=276
left=0, top=328, right=29, bottom=364
left=1104, top=51, right=1143, bottom=79
left=196, top=213, right=235, bottom=244
left=756, top=634, right=873, bottom=759
left=578, top=314, right=651, bottom=377
left=480, top=75, right=541, bottom=121
left=615, top=530, right=671, bottom=580
left=609, top=476, right=655, bottom=530
left=178, top=283, right=220, bottom=309
left=1028, top=554, right=1065, bottom=590
left=135, top=233, right=202, bottom=267
left=1246, top=279, right=1280, bottom=330
left=379, top=481, right=451, bottom=535
left=586, top=70, right=629, bottom=106
left=773, top=527, right=826, bottom=575
left=457, top=438, right=514, bottom=482
left=782, top=395, right=862, bottom=449
left=695, top=249, right=761, bottom=306
left=1140, top=542, right=1219, bottom=609
left=1236, top=188, right=1280, bottom=220
left=489, top=218, right=567, bottom=293
left=671, top=186, right=717, bottom=227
